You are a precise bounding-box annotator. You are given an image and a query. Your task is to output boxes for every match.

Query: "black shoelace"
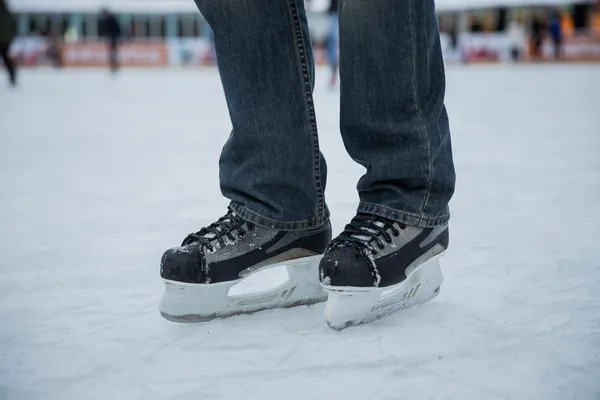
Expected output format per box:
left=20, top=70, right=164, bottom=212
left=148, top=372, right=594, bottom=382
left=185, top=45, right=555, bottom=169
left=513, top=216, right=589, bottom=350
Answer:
left=331, top=213, right=406, bottom=255
left=181, top=208, right=255, bottom=252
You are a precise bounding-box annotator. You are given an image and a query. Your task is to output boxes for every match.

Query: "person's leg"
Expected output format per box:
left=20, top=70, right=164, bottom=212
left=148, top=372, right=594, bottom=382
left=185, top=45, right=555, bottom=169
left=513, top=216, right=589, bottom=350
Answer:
left=319, top=0, right=456, bottom=329
left=107, top=40, right=113, bottom=71
left=554, top=39, right=561, bottom=60
left=338, top=0, right=455, bottom=227
left=159, top=0, right=331, bottom=322
left=511, top=47, right=519, bottom=62
left=0, top=43, right=16, bottom=85
left=109, top=39, right=119, bottom=72
left=534, top=37, right=542, bottom=59
left=0, top=44, right=7, bottom=75
left=194, top=0, right=328, bottom=231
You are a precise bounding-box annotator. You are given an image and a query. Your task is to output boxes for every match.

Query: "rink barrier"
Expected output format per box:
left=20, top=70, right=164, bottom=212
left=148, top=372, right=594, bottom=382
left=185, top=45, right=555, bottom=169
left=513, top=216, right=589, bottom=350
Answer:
left=9, top=34, right=600, bottom=68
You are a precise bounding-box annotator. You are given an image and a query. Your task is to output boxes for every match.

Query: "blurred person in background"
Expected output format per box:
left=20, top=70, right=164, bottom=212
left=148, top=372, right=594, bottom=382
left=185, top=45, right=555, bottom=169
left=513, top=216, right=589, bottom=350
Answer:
left=507, top=17, right=527, bottom=62
left=324, top=0, right=339, bottom=87
left=549, top=11, right=563, bottom=60
left=44, top=29, right=63, bottom=68
left=0, top=0, right=17, bottom=86
left=530, top=15, right=545, bottom=60
left=470, top=16, right=484, bottom=32
left=64, top=25, right=80, bottom=43
left=159, top=0, right=455, bottom=328
left=449, top=25, right=459, bottom=56
left=202, top=23, right=216, bottom=65
left=99, top=8, right=122, bottom=73
left=447, top=21, right=465, bottom=64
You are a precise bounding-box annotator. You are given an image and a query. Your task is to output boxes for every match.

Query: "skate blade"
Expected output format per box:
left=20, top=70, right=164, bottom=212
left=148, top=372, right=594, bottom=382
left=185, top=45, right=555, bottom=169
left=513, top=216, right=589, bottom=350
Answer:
left=159, top=255, right=326, bottom=323
left=322, top=256, right=443, bottom=331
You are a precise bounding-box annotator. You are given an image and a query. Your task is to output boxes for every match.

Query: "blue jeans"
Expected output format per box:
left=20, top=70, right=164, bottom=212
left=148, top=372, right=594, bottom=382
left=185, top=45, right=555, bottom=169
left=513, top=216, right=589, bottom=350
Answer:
left=194, top=0, right=455, bottom=230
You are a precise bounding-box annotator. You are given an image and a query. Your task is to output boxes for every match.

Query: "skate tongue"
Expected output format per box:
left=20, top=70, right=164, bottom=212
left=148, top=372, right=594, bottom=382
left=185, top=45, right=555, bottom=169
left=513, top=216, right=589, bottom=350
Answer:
left=202, top=224, right=226, bottom=240
left=351, top=221, right=385, bottom=242
left=202, top=212, right=239, bottom=240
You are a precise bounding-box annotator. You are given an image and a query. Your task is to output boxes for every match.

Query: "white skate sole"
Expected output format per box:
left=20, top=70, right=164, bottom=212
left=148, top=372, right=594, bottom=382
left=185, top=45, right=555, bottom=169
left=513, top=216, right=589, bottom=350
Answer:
left=159, top=255, right=326, bottom=322
left=322, top=255, right=444, bottom=330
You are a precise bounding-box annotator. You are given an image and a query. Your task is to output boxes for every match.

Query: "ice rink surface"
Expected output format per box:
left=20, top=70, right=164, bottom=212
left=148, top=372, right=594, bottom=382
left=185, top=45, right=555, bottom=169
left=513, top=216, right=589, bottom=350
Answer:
left=1, top=65, right=599, bottom=400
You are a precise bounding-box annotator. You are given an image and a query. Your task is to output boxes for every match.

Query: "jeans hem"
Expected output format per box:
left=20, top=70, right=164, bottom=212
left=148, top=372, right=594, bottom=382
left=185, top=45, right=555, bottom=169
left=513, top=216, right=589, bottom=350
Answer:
left=230, top=201, right=329, bottom=231
left=358, top=202, right=449, bottom=228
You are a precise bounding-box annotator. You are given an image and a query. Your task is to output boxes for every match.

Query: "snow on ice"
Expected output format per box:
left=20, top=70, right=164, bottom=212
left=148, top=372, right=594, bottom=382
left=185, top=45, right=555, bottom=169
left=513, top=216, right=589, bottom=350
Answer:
left=0, top=65, right=599, bottom=400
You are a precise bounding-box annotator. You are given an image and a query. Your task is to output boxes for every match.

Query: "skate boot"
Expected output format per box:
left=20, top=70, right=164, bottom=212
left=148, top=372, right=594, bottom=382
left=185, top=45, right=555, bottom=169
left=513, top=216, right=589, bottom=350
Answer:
left=159, top=208, right=331, bottom=322
left=319, top=213, right=448, bottom=330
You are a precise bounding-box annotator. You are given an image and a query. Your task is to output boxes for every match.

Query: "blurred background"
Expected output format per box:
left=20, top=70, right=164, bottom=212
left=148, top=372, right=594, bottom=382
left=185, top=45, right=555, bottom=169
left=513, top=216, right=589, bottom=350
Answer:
left=3, top=0, right=600, bottom=69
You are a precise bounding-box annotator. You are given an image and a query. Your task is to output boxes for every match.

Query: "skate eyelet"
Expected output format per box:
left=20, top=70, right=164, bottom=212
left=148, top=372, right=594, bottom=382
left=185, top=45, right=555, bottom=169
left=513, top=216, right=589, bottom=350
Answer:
left=392, top=230, right=400, bottom=237
left=248, top=224, right=255, bottom=231
left=377, top=243, right=385, bottom=250
left=399, top=224, right=407, bottom=230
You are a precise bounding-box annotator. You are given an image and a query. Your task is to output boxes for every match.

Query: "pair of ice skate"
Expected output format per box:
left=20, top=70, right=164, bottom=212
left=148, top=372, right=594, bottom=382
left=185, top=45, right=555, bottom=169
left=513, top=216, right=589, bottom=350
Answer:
left=159, top=208, right=447, bottom=330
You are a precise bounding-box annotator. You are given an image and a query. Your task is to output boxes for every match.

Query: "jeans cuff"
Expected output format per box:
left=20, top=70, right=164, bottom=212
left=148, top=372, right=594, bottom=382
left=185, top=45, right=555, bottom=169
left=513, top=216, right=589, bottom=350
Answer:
left=357, top=201, right=450, bottom=228
left=230, top=201, right=330, bottom=231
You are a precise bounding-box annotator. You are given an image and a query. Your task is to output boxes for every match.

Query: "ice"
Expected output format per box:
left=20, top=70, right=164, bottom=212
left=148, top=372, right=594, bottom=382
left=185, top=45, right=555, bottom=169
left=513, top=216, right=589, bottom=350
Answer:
left=1, top=65, right=599, bottom=400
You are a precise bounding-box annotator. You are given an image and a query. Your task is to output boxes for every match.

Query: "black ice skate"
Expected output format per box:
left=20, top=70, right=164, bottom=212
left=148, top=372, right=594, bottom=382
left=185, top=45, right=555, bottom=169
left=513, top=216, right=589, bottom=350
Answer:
left=159, top=208, right=331, bottom=322
left=319, top=213, right=448, bottom=330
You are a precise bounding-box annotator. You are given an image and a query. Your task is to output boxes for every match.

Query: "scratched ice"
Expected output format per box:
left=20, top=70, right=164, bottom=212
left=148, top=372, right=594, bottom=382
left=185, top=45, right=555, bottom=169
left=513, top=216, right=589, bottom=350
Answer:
left=1, top=65, right=599, bottom=400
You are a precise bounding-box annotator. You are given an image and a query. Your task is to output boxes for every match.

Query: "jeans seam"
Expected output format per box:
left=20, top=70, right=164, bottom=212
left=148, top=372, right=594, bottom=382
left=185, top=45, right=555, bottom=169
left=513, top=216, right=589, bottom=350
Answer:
left=287, top=0, right=324, bottom=227
left=408, top=0, right=433, bottom=226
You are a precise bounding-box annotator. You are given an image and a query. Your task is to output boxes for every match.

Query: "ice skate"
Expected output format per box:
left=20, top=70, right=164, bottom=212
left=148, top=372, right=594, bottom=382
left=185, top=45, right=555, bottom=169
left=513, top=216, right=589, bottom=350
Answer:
left=319, top=213, right=448, bottom=330
left=159, top=208, right=331, bottom=322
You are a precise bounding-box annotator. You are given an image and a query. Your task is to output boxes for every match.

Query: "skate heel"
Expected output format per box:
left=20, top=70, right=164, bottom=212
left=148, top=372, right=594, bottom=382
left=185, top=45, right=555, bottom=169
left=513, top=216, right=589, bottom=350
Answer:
left=323, top=255, right=444, bottom=330
left=160, top=255, right=326, bottom=322
left=285, top=255, right=329, bottom=305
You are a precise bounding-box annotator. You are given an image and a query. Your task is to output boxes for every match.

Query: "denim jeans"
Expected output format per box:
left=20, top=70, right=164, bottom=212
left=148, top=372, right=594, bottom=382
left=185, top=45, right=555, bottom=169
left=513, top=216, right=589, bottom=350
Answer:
left=194, top=0, right=455, bottom=230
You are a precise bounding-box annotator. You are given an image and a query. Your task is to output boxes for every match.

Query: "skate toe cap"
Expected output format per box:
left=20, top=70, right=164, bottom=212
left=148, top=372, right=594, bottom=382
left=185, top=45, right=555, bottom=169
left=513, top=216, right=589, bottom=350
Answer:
left=160, top=246, right=206, bottom=284
left=319, top=246, right=375, bottom=287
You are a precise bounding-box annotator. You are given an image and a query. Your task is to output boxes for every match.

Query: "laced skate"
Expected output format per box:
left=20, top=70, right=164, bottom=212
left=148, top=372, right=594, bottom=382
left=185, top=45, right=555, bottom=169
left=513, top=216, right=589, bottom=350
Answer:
left=319, top=213, right=448, bottom=330
left=159, top=208, right=331, bottom=322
